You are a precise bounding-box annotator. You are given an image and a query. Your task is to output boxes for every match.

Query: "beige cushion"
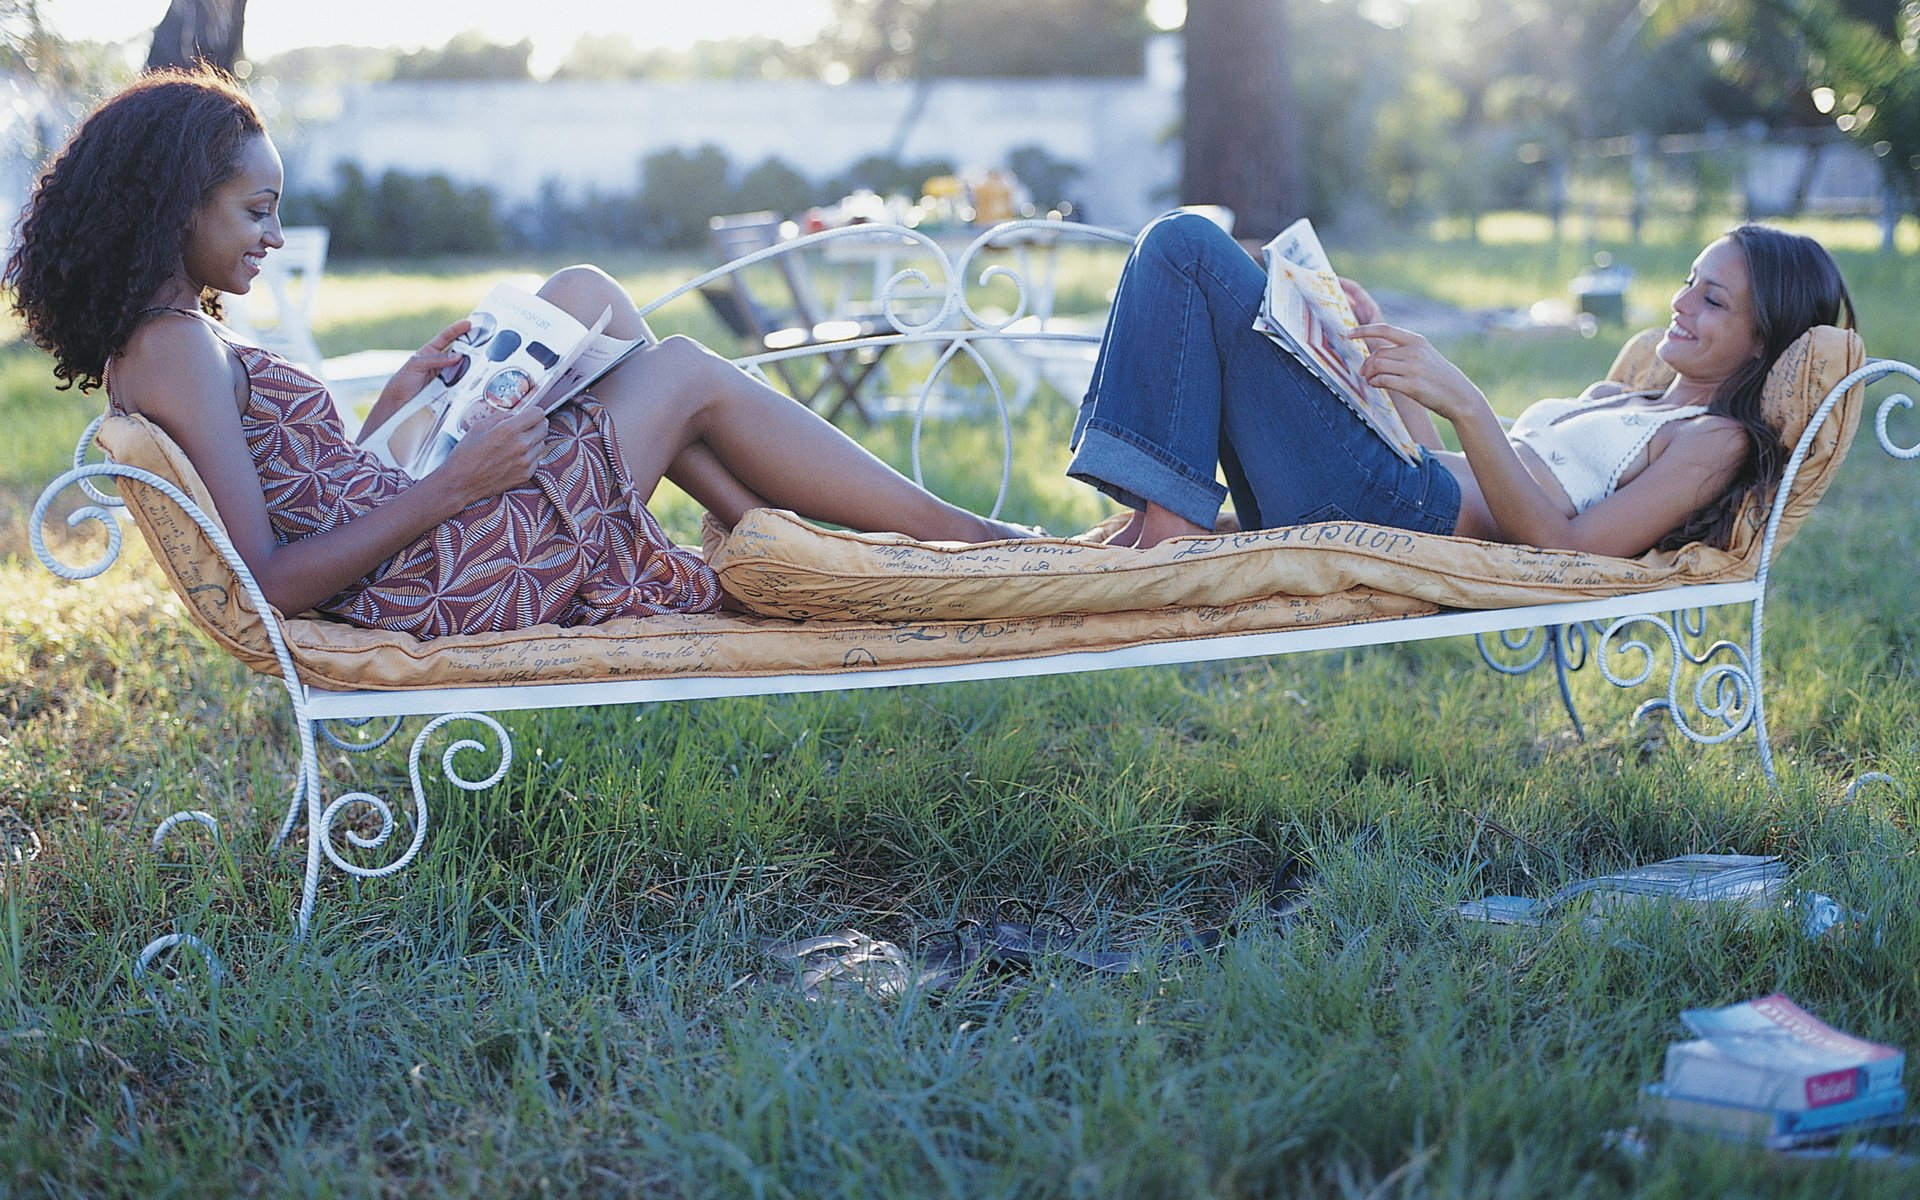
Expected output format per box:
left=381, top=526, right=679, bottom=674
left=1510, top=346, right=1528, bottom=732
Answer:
left=94, top=324, right=1861, bottom=688
left=711, top=326, right=1864, bottom=621
left=98, top=412, right=1430, bottom=690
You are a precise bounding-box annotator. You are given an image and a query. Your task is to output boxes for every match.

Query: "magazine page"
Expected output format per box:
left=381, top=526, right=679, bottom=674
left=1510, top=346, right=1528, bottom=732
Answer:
left=1264, top=216, right=1338, bottom=286
left=535, top=317, right=657, bottom=411
left=1254, top=219, right=1421, bottom=465
left=367, top=282, right=598, bottom=478
left=1681, top=994, right=1902, bottom=1075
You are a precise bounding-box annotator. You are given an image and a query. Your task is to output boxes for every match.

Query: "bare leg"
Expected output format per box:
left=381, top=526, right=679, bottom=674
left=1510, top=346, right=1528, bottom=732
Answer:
left=536, top=266, right=1032, bottom=541
left=664, top=441, right=771, bottom=521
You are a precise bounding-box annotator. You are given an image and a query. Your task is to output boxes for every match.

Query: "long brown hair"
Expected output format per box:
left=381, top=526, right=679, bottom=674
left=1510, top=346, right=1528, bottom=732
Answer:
left=1657, top=224, right=1857, bottom=551
left=4, top=69, right=265, bottom=392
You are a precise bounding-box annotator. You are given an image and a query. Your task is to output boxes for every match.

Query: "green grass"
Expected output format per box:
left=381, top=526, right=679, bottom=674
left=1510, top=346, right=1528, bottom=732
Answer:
left=4, top=220, right=1920, bottom=1196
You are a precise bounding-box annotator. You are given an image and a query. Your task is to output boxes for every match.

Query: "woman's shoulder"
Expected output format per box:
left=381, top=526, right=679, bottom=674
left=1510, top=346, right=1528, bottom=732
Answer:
left=1656, top=408, right=1746, bottom=467
left=118, top=307, right=226, bottom=359
left=112, top=309, right=245, bottom=416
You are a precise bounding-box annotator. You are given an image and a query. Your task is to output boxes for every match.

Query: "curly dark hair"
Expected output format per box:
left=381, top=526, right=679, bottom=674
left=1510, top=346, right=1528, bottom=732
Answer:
left=4, top=69, right=265, bottom=393
left=1657, top=223, right=1857, bottom=552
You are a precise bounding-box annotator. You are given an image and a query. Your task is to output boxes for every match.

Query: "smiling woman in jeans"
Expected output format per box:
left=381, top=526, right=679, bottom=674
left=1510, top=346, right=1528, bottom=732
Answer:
left=1066, top=210, right=1855, bottom=559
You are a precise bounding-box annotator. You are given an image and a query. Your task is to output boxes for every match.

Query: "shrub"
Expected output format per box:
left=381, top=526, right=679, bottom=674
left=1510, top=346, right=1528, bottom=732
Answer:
left=828, top=154, right=957, bottom=201
left=1006, top=145, right=1082, bottom=210
left=285, top=163, right=506, bottom=258
left=733, top=157, right=821, bottom=221
left=633, top=145, right=737, bottom=249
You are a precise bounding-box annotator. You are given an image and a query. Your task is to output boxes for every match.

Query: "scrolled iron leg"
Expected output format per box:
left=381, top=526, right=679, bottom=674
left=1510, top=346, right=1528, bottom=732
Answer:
left=142, top=812, right=228, bottom=984
left=132, top=932, right=223, bottom=992
left=293, top=712, right=513, bottom=938
left=1599, top=613, right=1762, bottom=766
left=1477, top=623, right=1592, bottom=741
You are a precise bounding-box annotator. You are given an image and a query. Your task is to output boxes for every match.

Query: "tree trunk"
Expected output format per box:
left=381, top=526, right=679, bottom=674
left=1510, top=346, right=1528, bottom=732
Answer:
left=1180, top=0, right=1307, bottom=241
left=146, top=0, right=247, bottom=74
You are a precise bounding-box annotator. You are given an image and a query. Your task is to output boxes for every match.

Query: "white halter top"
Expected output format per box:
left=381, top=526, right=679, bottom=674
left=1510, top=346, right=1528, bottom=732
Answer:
left=1507, top=394, right=1710, bottom=513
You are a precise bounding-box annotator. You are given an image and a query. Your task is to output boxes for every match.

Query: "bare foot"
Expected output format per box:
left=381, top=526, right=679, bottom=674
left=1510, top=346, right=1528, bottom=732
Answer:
left=1135, top=503, right=1210, bottom=548
left=977, top=516, right=1049, bottom=541
left=1105, top=510, right=1145, bottom=547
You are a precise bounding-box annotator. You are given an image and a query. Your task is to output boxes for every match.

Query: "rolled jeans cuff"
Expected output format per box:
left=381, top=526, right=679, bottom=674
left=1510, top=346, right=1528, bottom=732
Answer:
left=1067, top=416, right=1228, bottom=531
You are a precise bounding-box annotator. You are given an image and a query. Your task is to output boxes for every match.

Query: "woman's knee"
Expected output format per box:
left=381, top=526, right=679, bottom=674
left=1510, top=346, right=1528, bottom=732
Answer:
left=536, top=264, right=659, bottom=341
left=619, top=335, right=727, bottom=406
left=652, top=333, right=726, bottom=375
left=537, top=263, right=621, bottom=311
left=1139, top=209, right=1238, bottom=259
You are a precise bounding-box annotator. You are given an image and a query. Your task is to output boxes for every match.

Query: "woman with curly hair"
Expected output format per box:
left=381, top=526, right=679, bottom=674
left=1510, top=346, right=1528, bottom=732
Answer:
left=1071, top=211, right=1855, bottom=555
left=7, top=70, right=1031, bottom=637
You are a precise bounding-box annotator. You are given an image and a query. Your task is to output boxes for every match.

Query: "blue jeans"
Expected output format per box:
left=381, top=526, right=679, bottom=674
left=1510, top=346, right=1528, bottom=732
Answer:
left=1067, top=211, right=1461, bottom=534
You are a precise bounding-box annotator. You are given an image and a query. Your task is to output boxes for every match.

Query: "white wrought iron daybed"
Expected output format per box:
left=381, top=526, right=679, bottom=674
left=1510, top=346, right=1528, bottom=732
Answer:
left=29, top=220, right=1920, bottom=973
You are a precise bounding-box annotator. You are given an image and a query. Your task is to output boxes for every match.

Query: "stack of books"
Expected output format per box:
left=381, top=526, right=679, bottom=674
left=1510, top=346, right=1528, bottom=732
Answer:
left=1642, top=993, right=1907, bottom=1147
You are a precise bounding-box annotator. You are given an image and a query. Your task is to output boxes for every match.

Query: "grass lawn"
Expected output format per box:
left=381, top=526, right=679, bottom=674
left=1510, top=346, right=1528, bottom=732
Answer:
left=2, top=218, right=1919, bottom=1197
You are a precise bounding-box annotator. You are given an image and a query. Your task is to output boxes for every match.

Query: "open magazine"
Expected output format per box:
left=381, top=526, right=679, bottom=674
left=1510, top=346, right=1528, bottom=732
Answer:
left=1254, top=218, right=1422, bottom=465
left=362, top=282, right=655, bottom=478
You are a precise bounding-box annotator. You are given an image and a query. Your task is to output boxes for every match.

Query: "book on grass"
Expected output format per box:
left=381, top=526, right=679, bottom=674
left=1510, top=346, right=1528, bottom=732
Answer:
left=362, top=281, right=655, bottom=479
left=1671, top=993, right=1905, bottom=1107
left=1639, top=1082, right=1908, bottom=1147
left=1457, top=853, right=1786, bottom=925
left=1665, top=1038, right=1894, bottom=1111
left=1253, top=218, right=1422, bottom=466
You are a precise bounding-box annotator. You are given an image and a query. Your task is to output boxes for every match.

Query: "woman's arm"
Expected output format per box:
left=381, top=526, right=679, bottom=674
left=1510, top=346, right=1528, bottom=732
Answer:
left=1350, top=323, right=1743, bottom=557
left=113, top=315, right=550, bottom=615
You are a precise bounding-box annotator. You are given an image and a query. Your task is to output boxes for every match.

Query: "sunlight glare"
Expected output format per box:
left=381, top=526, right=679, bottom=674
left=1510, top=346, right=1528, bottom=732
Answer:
left=41, top=0, right=837, bottom=70
left=1145, top=0, right=1186, bottom=32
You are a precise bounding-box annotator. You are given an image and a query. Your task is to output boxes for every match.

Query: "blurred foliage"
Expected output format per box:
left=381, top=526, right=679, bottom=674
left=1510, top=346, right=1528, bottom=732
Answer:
left=826, top=153, right=960, bottom=201
left=818, top=0, right=1150, bottom=80
left=632, top=145, right=738, bottom=251
left=547, top=32, right=825, bottom=82
left=282, top=163, right=505, bottom=257
left=18, top=0, right=1920, bottom=254
left=391, top=31, right=534, bottom=82
left=1779, top=0, right=1920, bottom=208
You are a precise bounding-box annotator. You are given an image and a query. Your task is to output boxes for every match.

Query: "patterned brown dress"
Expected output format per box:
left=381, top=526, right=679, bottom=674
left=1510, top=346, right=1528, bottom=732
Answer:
left=114, top=326, right=723, bottom=637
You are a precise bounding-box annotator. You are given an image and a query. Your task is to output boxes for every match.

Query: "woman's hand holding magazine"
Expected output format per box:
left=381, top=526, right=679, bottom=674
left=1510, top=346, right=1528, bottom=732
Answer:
left=360, top=281, right=655, bottom=479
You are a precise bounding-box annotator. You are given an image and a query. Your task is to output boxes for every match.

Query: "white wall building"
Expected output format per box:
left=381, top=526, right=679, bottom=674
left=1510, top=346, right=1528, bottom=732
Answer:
left=269, top=67, right=1183, bottom=232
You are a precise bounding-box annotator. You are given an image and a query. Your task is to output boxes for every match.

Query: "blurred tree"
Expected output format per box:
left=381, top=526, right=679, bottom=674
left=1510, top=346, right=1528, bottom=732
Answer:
left=1007, top=144, right=1083, bottom=209
left=284, top=161, right=504, bottom=257
left=392, top=32, right=533, bottom=81
left=4, top=1, right=133, bottom=174
left=1284, top=2, right=1403, bottom=224
left=255, top=44, right=397, bottom=86
left=551, top=33, right=823, bottom=81
left=550, top=32, right=658, bottom=80
left=1647, top=1, right=1917, bottom=222
left=733, top=157, right=819, bottom=214
left=0, top=0, right=42, bottom=63
left=146, top=0, right=246, bottom=73
left=1786, top=0, right=1919, bottom=217
left=1, top=0, right=87, bottom=88
left=821, top=0, right=1149, bottom=79
left=1180, top=0, right=1306, bottom=241
left=634, top=145, right=736, bottom=248
left=828, top=152, right=958, bottom=198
